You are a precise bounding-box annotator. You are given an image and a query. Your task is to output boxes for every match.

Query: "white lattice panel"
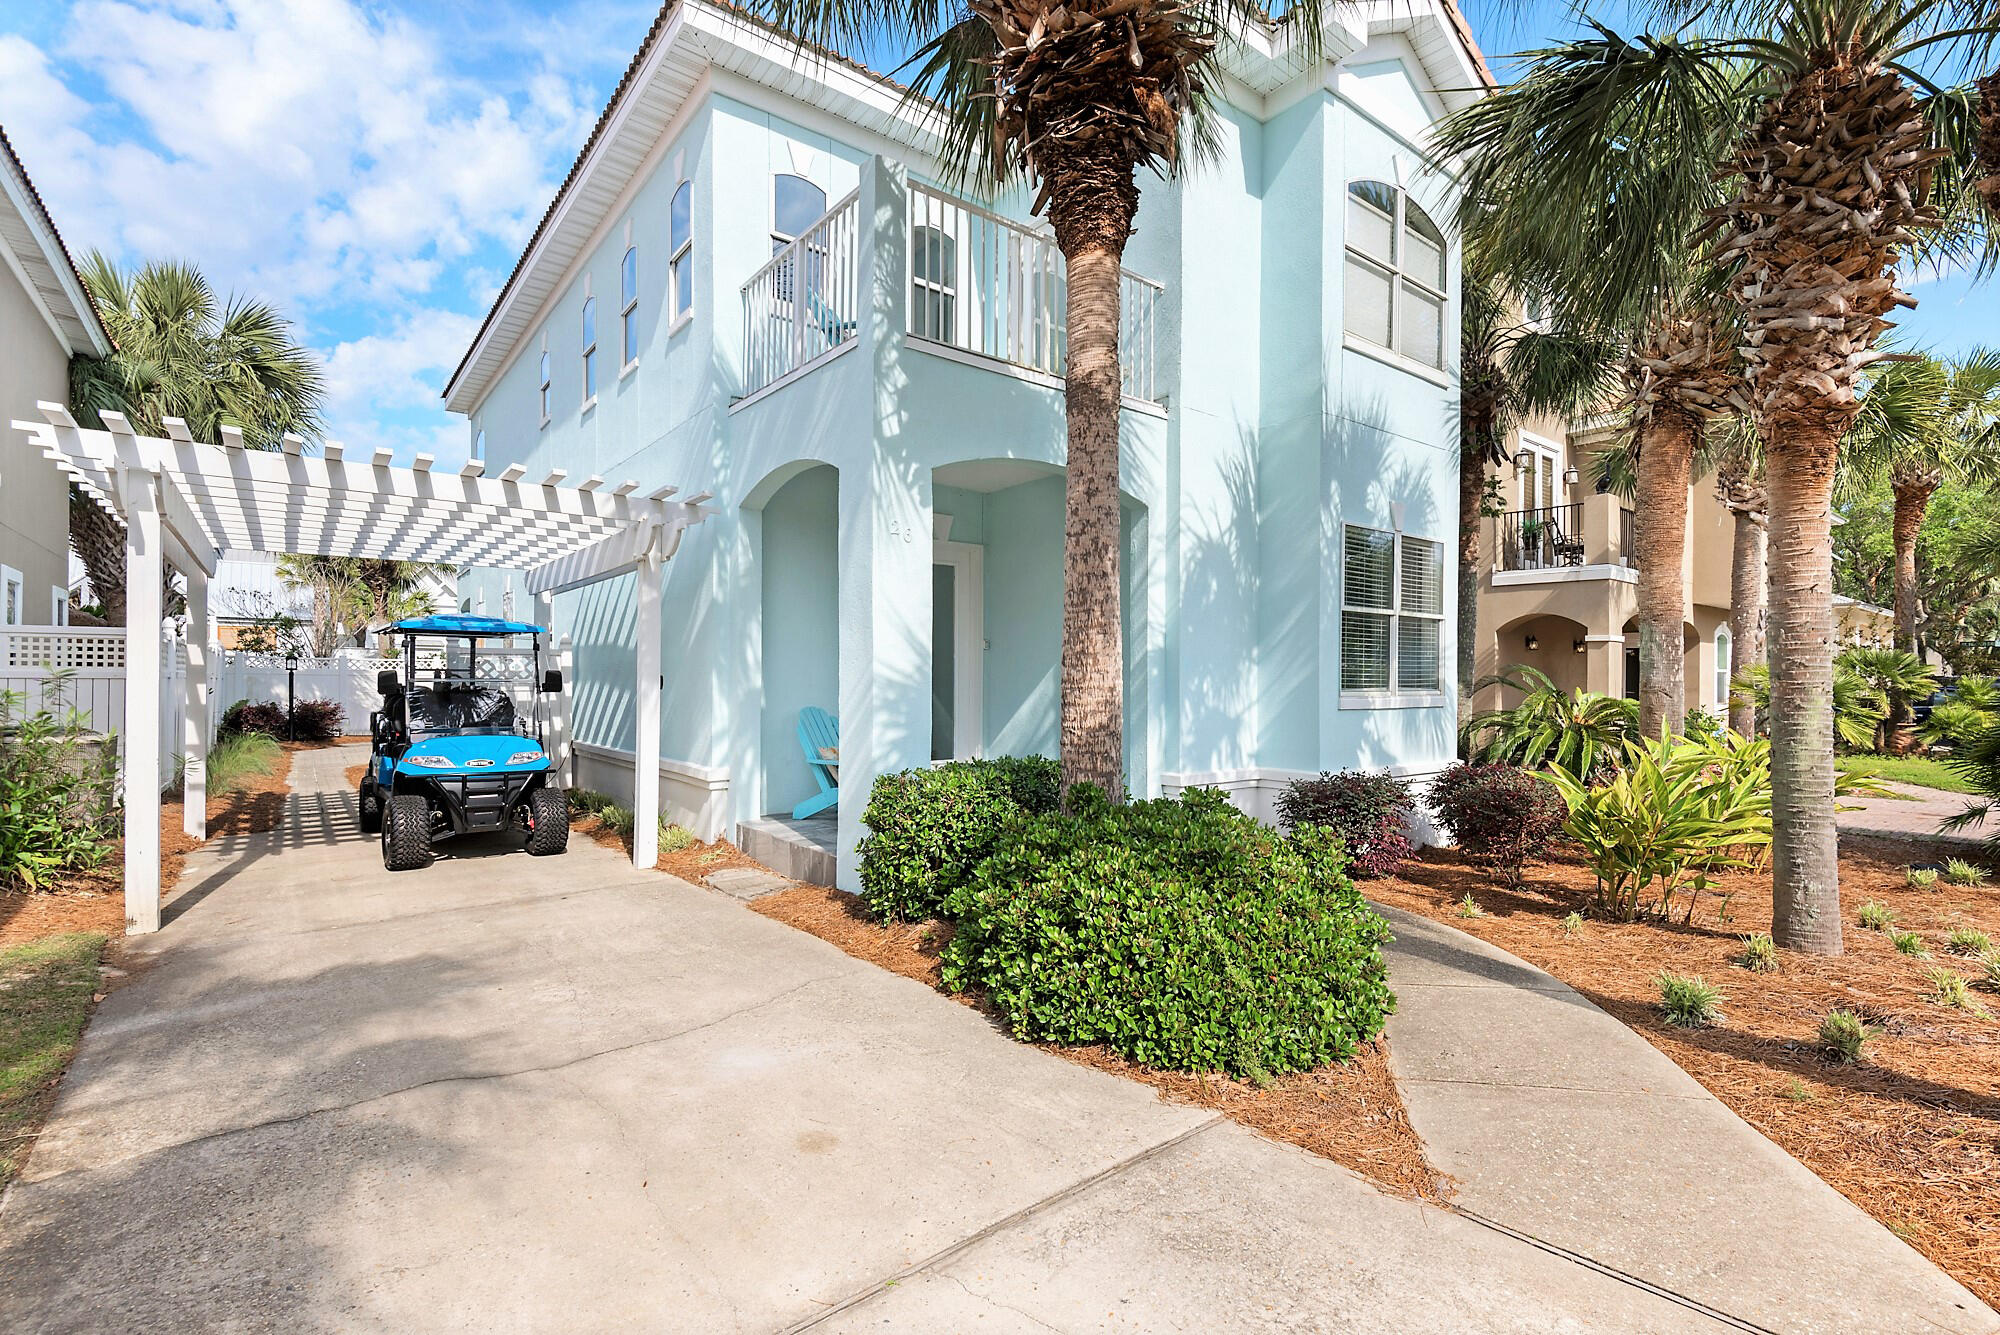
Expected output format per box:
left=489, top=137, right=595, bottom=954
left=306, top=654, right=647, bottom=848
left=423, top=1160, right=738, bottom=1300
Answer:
left=0, top=627, right=127, bottom=670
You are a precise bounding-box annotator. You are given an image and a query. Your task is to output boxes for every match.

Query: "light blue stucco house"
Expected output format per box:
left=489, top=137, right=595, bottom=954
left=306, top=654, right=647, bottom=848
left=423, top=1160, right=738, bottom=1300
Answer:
left=445, top=0, right=1488, bottom=887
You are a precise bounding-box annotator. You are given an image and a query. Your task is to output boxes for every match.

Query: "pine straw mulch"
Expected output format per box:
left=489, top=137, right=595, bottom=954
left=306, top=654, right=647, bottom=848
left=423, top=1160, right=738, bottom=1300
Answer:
left=749, top=883, right=1448, bottom=1204
left=572, top=812, right=765, bottom=883
left=0, top=743, right=304, bottom=949
left=1368, top=835, right=2000, bottom=1308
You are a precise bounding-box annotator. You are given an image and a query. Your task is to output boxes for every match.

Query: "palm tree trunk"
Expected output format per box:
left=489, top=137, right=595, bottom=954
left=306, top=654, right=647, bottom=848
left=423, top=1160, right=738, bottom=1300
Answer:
left=1766, top=435, right=1843, bottom=955
left=1457, top=438, right=1485, bottom=730
left=1727, top=509, right=1765, bottom=735
left=1052, top=228, right=1130, bottom=801
left=68, top=489, right=127, bottom=626
left=1890, top=479, right=1934, bottom=654
left=1634, top=406, right=1697, bottom=739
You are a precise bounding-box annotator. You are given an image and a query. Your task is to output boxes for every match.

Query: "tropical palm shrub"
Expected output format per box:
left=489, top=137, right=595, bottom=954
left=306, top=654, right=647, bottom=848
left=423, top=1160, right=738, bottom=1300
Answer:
left=1732, top=659, right=1889, bottom=752
left=1273, top=770, right=1413, bottom=879
left=1544, top=733, right=1771, bottom=922
left=1919, top=678, right=2000, bottom=749
left=940, top=787, right=1394, bottom=1079
left=0, top=685, right=121, bottom=891
left=1427, top=763, right=1567, bottom=888
left=1462, top=666, right=1638, bottom=782
left=1840, top=646, right=1939, bottom=748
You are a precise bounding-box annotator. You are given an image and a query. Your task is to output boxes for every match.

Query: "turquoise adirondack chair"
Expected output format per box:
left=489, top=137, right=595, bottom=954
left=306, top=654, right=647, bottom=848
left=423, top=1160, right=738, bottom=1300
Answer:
left=793, top=706, right=839, bottom=819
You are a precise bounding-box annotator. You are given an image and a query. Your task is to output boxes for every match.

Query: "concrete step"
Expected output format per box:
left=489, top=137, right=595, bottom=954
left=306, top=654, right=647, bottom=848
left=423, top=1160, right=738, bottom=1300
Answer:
left=737, top=815, right=837, bottom=886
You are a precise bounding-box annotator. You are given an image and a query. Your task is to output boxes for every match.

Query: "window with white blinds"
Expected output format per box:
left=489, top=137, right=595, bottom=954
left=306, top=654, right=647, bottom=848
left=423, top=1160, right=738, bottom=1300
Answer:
left=1343, top=181, right=1448, bottom=370
left=1341, top=525, right=1444, bottom=696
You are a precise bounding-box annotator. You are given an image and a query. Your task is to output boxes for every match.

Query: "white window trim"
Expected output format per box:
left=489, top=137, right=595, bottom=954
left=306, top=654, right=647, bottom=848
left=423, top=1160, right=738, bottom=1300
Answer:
left=52, top=585, right=68, bottom=626
left=1343, top=182, right=1448, bottom=371
left=669, top=179, right=694, bottom=322
left=910, top=222, right=958, bottom=344
left=620, top=246, right=640, bottom=371
left=538, top=350, right=552, bottom=429
left=1714, top=626, right=1733, bottom=708
left=581, top=296, right=599, bottom=406
left=1337, top=525, right=1445, bottom=707
left=0, top=565, right=23, bottom=627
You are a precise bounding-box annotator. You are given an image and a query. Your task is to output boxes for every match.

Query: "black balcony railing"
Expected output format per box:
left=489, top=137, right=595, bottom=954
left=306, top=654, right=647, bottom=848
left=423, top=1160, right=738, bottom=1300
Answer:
left=1498, top=504, right=1585, bottom=572
left=1619, top=508, right=1636, bottom=566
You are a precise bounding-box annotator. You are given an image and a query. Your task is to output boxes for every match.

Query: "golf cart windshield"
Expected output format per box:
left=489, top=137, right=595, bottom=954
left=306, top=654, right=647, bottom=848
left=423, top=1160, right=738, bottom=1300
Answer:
left=402, top=632, right=541, bottom=738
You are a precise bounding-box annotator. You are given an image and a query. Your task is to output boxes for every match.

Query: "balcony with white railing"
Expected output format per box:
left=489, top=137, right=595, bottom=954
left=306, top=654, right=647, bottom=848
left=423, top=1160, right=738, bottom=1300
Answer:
left=741, top=187, right=861, bottom=397
left=907, top=182, right=1163, bottom=406
left=736, top=177, right=1167, bottom=407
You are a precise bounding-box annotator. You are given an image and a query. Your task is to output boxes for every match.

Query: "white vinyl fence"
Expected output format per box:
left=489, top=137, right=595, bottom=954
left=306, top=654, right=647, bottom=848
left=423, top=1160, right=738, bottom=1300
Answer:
left=1, top=625, right=184, bottom=790
left=209, top=650, right=396, bottom=735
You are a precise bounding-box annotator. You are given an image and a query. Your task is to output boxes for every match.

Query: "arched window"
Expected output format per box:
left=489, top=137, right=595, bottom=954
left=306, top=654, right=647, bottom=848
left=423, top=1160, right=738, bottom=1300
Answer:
left=620, top=247, right=639, bottom=365
left=669, top=180, right=692, bottom=319
left=537, top=351, right=551, bottom=424
left=911, top=223, right=956, bottom=342
left=1343, top=180, right=1448, bottom=369
left=772, top=173, right=825, bottom=253
left=1714, top=626, right=1733, bottom=708
left=581, top=297, right=598, bottom=401
left=472, top=429, right=485, bottom=461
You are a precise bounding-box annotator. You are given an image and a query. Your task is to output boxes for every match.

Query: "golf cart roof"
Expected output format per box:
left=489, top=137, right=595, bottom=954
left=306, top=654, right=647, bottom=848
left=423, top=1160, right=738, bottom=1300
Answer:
left=391, top=613, right=546, bottom=637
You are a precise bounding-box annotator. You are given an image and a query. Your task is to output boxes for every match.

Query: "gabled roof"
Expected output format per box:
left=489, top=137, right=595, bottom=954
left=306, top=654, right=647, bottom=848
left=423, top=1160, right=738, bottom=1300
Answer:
left=0, top=125, right=111, bottom=358
left=442, top=0, right=1491, bottom=415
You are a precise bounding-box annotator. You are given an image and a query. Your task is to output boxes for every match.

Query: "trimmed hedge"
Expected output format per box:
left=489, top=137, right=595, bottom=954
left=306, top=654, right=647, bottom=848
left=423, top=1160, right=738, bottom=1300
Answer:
left=856, top=756, right=1061, bottom=921
left=1273, top=770, right=1414, bottom=878
left=1428, top=763, right=1567, bottom=887
left=940, top=786, right=1394, bottom=1079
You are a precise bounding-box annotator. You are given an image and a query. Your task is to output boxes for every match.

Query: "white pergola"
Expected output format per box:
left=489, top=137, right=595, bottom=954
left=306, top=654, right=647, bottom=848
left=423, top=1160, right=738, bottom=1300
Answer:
left=16, top=402, right=708, bottom=933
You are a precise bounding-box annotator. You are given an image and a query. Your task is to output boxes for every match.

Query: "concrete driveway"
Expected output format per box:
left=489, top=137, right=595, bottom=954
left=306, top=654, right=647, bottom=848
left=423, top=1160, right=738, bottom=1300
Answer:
left=0, top=747, right=1781, bottom=1331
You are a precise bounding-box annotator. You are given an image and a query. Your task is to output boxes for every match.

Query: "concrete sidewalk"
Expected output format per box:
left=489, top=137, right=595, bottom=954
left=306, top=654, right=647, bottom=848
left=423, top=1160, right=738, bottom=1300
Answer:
left=1379, top=905, right=1999, bottom=1335
left=1836, top=781, right=1991, bottom=846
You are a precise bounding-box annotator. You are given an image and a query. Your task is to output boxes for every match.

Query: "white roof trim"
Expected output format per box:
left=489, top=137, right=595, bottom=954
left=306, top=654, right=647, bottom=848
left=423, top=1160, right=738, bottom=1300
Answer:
left=0, top=138, right=111, bottom=358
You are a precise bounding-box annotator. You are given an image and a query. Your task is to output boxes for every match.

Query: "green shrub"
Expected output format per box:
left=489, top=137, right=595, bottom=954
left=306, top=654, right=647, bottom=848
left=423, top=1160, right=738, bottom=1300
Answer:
left=1819, top=1009, right=1880, bottom=1064
left=1427, top=763, right=1567, bottom=888
left=1890, top=928, right=1929, bottom=957
left=1947, top=927, right=1991, bottom=955
left=939, top=787, right=1394, bottom=1079
left=1682, top=708, right=1726, bottom=743
left=221, top=697, right=343, bottom=742
left=565, top=789, right=613, bottom=816
left=856, top=756, right=1060, bottom=921
left=598, top=805, right=635, bottom=836
left=1274, top=770, right=1414, bottom=878
left=1977, top=950, right=2000, bottom=991
left=1907, top=866, right=1940, bottom=888
left=0, top=685, right=120, bottom=891
left=1858, top=901, right=1894, bottom=931
left=1945, top=858, right=1988, bottom=886
left=1737, top=933, right=1779, bottom=973
left=1655, top=972, right=1723, bottom=1028
left=1545, top=733, right=1770, bottom=922
left=658, top=820, right=696, bottom=853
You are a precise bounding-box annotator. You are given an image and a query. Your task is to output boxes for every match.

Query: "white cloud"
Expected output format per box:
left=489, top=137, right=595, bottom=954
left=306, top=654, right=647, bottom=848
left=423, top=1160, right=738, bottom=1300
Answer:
left=321, top=307, right=480, bottom=424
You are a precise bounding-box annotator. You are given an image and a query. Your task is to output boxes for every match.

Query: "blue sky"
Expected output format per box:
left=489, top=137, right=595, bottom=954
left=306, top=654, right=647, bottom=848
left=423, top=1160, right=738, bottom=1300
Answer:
left=0, top=0, right=1986, bottom=464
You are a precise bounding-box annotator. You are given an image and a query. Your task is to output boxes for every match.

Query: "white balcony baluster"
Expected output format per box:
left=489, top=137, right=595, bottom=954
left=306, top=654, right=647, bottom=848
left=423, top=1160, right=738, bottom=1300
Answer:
left=740, top=188, right=860, bottom=396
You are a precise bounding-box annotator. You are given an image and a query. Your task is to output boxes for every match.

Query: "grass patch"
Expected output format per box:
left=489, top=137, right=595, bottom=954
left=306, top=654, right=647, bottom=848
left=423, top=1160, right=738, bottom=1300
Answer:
left=207, top=731, right=282, bottom=796
left=1836, top=754, right=1981, bottom=795
left=658, top=820, right=697, bottom=854
left=1859, top=901, right=1895, bottom=931
left=1, top=932, right=108, bottom=1189
left=1656, top=971, right=1723, bottom=1028
left=1818, top=1008, right=1880, bottom=1064
left=1736, top=932, right=1779, bottom=973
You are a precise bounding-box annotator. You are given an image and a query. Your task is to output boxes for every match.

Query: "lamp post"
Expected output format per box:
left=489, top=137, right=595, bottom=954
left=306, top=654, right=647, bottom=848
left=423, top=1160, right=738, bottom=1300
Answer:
left=284, top=651, right=299, bottom=742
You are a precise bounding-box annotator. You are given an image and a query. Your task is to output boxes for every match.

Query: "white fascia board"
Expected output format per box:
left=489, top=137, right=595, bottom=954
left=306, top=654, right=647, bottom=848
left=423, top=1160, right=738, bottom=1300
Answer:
left=0, top=167, right=110, bottom=357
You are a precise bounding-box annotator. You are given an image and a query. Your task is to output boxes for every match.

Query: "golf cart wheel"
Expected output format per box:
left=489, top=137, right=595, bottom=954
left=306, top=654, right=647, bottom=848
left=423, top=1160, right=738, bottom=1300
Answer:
left=383, top=793, right=434, bottom=871
left=525, top=786, right=569, bottom=856
left=358, top=779, right=382, bottom=834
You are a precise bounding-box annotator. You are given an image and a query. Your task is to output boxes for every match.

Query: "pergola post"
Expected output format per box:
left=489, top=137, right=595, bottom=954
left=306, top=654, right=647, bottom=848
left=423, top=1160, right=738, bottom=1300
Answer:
left=121, top=465, right=164, bottom=934
left=182, top=567, right=209, bottom=841
left=632, top=550, right=662, bottom=869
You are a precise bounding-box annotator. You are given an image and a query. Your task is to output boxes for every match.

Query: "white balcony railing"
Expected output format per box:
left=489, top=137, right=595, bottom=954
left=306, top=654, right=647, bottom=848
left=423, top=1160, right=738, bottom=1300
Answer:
left=908, top=183, right=1163, bottom=405
left=741, top=188, right=860, bottom=395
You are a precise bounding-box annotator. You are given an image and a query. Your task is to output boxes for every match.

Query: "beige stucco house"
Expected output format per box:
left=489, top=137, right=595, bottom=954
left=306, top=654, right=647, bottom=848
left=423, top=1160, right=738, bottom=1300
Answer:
left=1475, top=414, right=1891, bottom=717
left=0, top=127, right=110, bottom=627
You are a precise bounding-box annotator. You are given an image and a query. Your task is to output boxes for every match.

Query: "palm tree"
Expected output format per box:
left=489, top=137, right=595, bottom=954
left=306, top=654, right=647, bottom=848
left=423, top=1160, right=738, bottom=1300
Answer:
left=67, top=255, right=324, bottom=624
left=1840, top=349, right=2000, bottom=654
left=1438, top=3, right=1998, bottom=954
left=1457, top=253, right=1619, bottom=725
left=747, top=0, right=1325, bottom=801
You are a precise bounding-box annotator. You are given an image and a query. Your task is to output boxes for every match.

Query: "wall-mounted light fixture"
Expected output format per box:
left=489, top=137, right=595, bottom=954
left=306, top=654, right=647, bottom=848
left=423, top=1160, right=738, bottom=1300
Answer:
left=1563, top=465, right=1581, bottom=487
left=1525, top=634, right=1540, bottom=651
left=1574, top=638, right=1588, bottom=654
left=1514, top=447, right=1536, bottom=469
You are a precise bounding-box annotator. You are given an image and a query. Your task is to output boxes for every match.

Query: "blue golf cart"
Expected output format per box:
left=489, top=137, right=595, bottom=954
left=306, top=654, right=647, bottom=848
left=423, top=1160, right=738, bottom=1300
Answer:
left=359, top=613, right=569, bottom=870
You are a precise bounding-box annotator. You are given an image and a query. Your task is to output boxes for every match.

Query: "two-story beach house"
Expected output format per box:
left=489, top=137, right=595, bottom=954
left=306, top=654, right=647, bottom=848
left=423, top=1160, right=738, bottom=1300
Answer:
left=444, top=0, right=1488, bottom=886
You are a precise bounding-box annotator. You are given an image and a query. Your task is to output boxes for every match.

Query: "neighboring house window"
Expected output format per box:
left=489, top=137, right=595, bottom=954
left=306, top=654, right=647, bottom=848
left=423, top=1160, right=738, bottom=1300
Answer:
left=670, top=180, right=693, bottom=320
left=581, top=297, right=598, bottom=402
left=1340, top=526, right=1444, bottom=695
left=1343, top=180, right=1448, bottom=369
left=911, top=223, right=957, bottom=342
left=620, top=246, right=639, bottom=365
left=52, top=586, right=68, bottom=626
left=0, top=566, right=22, bottom=626
left=1714, top=626, right=1733, bottom=707
left=538, top=351, right=552, bottom=424
left=772, top=174, right=826, bottom=253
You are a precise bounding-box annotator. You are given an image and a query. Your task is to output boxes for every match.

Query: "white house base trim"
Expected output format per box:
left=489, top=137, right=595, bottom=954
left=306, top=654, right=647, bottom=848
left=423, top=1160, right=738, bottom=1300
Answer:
left=573, top=741, right=731, bottom=842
